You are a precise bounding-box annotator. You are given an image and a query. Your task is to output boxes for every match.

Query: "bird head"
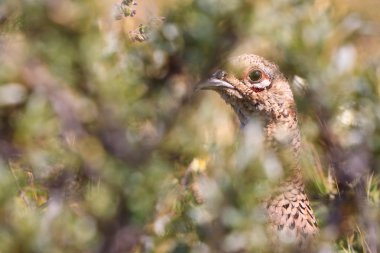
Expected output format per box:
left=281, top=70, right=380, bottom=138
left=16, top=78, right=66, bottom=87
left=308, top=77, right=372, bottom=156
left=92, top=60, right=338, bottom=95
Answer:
left=198, top=54, right=296, bottom=126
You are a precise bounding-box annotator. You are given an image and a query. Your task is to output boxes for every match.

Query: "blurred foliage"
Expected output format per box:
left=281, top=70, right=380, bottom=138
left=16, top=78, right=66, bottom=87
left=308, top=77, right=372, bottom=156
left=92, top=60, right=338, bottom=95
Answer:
left=0, top=0, right=379, bottom=252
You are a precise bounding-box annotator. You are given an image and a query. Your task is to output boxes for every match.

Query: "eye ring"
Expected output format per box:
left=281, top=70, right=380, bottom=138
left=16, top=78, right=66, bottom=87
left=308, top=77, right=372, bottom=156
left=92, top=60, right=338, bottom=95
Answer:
left=248, top=69, right=263, bottom=83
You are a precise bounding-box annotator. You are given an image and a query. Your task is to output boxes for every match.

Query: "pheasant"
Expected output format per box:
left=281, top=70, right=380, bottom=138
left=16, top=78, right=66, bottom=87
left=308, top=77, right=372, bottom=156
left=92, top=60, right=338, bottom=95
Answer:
left=198, top=54, right=318, bottom=250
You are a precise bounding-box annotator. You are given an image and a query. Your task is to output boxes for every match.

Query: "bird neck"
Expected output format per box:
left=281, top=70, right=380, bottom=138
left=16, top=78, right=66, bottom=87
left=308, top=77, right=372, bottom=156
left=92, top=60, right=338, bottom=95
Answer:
left=219, top=82, right=303, bottom=178
left=265, top=102, right=301, bottom=155
left=233, top=95, right=302, bottom=179
left=264, top=103, right=303, bottom=180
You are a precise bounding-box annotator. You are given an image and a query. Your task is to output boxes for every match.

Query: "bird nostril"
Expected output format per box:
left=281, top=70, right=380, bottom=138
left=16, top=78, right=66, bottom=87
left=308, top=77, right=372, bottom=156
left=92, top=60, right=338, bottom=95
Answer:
left=213, top=70, right=226, bottom=80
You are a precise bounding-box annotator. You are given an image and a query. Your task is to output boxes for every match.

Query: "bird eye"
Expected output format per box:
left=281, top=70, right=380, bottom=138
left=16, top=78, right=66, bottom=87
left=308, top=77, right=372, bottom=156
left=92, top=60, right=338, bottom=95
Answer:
left=248, top=70, right=263, bottom=82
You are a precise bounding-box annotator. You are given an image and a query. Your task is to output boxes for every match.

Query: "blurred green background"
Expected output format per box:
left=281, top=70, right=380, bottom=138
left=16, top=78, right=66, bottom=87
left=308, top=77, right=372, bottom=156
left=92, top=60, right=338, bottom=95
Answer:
left=0, top=0, right=379, bottom=252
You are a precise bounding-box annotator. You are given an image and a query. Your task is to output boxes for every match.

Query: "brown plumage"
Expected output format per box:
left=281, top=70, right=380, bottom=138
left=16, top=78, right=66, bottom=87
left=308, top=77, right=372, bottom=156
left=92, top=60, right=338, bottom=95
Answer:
left=199, top=54, right=318, bottom=250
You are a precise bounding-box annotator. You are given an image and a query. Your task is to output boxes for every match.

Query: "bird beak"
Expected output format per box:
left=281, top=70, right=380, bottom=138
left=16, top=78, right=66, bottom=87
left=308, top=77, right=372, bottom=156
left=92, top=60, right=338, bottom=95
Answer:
left=196, top=70, right=235, bottom=91
left=196, top=78, right=235, bottom=91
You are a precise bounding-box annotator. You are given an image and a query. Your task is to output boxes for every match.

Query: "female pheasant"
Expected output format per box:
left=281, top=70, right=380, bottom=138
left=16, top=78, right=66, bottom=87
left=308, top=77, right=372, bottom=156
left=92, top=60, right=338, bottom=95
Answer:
left=198, top=54, right=318, bottom=250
